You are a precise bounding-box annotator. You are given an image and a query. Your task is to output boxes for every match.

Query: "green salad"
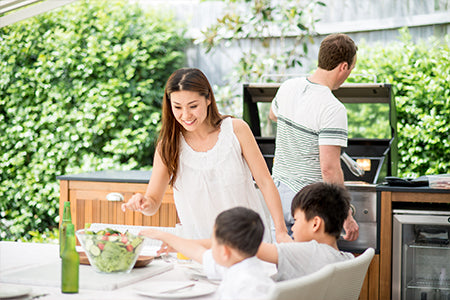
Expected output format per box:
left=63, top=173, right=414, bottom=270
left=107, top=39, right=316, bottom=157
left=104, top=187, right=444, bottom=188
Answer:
left=80, top=228, right=144, bottom=273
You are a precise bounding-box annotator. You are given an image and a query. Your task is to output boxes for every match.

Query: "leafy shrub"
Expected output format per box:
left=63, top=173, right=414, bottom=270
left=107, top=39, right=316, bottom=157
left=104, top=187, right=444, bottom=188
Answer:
left=0, top=0, right=187, bottom=240
left=348, top=28, right=449, bottom=177
left=18, top=228, right=59, bottom=244
left=196, top=0, right=325, bottom=116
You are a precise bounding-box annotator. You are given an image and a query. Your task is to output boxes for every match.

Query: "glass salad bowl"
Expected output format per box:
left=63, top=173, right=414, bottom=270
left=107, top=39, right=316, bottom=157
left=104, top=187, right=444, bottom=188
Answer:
left=76, top=228, right=145, bottom=274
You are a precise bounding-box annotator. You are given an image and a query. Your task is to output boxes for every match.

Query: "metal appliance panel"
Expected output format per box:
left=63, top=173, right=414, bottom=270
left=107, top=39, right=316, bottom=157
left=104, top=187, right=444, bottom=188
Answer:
left=345, top=183, right=377, bottom=223
left=392, top=210, right=450, bottom=300
left=337, top=183, right=379, bottom=253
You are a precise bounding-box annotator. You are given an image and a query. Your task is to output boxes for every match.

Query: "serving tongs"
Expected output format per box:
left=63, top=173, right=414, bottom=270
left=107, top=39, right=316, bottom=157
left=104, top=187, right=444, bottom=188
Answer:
left=340, top=152, right=365, bottom=177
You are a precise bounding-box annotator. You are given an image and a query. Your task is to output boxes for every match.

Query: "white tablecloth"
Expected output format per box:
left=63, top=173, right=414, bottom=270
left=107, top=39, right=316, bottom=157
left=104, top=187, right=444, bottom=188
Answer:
left=0, top=241, right=215, bottom=299
left=0, top=241, right=277, bottom=300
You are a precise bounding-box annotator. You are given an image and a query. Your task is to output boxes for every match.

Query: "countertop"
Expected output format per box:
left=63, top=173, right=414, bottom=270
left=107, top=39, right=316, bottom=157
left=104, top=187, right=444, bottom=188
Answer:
left=376, top=184, right=450, bottom=193
left=56, top=170, right=152, bottom=184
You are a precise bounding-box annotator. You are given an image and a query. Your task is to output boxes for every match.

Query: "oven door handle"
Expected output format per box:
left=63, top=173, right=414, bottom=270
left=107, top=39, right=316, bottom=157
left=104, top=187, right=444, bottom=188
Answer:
left=393, top=213, right=450, bottom=225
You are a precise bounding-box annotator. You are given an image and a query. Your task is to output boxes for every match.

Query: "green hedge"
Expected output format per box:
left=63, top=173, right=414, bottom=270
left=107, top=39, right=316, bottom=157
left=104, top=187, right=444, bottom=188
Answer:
left=0, top=0, right=187, bottom=240
left=348, top=29, right=449, bottom=177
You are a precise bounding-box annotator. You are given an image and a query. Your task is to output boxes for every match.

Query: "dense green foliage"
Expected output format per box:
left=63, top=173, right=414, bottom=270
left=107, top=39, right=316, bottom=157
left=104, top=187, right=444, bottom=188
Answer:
left=199, top=1, right=449, bottom=178
left=0, top=0, right=187, bottom=240
left=197, top=0, right=325, bottom=115
left=348, top=29, right=450, bottom=177
left=345, top=103, right=390, bottom=139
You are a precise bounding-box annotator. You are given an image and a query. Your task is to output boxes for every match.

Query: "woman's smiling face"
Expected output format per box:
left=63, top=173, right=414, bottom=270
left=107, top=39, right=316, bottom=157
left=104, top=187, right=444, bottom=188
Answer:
left=170, top=90, right=211, bottom=132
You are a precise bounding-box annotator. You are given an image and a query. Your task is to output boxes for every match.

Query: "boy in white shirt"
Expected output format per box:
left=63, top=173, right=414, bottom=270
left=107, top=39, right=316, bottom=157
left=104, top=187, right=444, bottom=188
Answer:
left=257, top=182, right=355, bottom=281
left=140, top=206, right=275, bottom=299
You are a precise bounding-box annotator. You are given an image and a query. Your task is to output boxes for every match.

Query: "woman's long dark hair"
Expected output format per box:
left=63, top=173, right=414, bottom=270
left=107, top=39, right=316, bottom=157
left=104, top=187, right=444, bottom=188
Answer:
left=158, top=68, right=224, bottom=186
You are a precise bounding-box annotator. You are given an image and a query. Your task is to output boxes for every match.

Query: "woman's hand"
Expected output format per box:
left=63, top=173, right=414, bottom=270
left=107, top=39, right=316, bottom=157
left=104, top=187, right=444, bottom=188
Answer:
left=276, top=230, right=293, bottom=243
left=121, top=193, right=151, bottom=215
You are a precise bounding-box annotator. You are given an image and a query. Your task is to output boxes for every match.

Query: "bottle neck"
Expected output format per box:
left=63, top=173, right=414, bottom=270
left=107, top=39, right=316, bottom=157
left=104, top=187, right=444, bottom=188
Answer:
left=62, top=205, right=72, bottom=223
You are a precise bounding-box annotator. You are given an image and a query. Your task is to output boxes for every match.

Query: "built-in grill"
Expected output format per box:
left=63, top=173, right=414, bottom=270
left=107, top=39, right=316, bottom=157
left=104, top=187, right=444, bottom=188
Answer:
left=243, top=81, right=397, bottom=253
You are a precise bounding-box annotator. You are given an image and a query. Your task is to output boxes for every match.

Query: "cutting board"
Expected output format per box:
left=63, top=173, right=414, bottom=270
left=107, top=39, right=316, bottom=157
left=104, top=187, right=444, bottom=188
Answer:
left=0, top=259, right=173, bottom=291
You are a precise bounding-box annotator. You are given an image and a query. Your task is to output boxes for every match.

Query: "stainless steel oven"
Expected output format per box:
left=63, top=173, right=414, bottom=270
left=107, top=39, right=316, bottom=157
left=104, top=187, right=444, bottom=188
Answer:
left=392, top=209, right=450, bottom=300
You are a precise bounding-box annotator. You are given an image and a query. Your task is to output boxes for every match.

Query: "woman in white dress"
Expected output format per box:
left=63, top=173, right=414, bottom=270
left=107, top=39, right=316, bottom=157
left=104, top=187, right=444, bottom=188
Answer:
left=121, top=68, right=290, bottom=243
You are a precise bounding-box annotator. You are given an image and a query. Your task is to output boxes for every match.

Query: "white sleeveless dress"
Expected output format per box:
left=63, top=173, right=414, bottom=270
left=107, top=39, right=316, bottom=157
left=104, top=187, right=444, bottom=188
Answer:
left=173, top=117, right=272, bottom=242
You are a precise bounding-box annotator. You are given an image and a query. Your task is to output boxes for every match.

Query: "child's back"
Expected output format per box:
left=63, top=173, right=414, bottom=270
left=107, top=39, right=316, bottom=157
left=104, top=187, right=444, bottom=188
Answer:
left=203, top=250, right=274, bottom=299
left=273, top=240, right=353, bottom=281
left=205, top=207, right=275, bottom=299
left=258, top=182, right=355, bottom=281
left=140, top=206, right=275, bottom=299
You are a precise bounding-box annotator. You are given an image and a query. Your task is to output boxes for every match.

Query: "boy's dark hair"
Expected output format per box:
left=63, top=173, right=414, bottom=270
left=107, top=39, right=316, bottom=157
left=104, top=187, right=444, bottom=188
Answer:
left=214, top=206, right=264, bottom=257
left=291, top=183, right=351, bottom=239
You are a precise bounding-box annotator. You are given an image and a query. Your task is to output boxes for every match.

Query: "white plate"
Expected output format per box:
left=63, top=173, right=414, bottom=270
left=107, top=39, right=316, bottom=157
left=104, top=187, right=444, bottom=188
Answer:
left=0, top=284, right=32, bottom=299
left=135, top=281, right=217, bottom=299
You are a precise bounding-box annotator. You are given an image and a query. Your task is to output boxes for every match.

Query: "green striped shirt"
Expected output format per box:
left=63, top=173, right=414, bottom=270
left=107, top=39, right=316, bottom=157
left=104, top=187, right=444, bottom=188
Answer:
left=271, top=77, right=347, bottom=192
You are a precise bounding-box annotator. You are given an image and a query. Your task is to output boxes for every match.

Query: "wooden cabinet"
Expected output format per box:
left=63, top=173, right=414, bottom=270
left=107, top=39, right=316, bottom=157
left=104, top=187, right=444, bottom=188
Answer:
left=358, top=254, right=380, bottom=300
left=57, top=171, right=178, bottom=232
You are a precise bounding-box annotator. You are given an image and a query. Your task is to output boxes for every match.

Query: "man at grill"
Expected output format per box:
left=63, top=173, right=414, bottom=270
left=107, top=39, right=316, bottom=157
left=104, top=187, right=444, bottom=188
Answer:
left=269, top=33, right=359, bottom=241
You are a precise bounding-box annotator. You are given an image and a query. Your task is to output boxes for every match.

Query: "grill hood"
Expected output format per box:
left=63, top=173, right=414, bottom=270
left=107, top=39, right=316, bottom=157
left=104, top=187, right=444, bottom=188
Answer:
left=243, top=82, right=398, bottom=184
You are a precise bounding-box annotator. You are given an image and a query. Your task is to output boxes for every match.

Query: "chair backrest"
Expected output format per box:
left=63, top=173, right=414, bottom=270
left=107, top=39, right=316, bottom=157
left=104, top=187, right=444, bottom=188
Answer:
left=323, top=247, right=375, bottom=300
left=269, top=263, right=335, bottom=300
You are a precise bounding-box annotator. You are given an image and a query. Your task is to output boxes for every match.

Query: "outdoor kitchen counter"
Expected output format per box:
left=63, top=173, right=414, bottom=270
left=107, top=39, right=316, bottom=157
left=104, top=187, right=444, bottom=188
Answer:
left=56, top=170, right=178, bottom=231
left=376, top=184, right=450, bottom=195
left=57, top=170, right=153, bottom=183
left=376, top=185, right=450, bottom=300
left=57, top=171, right=381, bottom=253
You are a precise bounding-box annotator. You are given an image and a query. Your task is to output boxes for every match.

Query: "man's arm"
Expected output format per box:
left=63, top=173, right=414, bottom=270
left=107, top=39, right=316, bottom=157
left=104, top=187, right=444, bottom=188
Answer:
left=319, top=145, right=344, bottom=184
left=319, top=145, right=359, bottom=241
left=269, top=107, right=277, bottom=122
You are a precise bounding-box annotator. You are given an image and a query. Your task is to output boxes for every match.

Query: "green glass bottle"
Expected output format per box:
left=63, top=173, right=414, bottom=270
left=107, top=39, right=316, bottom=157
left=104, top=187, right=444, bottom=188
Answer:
left=59, top=201, right=72, bottom=258
left=61, top=223, right=79, bottom=293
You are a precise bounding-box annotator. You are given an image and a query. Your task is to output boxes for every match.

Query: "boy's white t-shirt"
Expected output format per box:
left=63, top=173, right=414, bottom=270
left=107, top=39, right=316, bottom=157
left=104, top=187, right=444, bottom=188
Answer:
left=202, top=250, right=275, bottom=300
left=274, top=240, right=354, bottom=281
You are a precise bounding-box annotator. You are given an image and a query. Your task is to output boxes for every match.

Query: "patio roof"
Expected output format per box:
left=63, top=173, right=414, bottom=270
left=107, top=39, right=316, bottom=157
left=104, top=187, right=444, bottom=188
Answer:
left=0, top=0, right=78, bottom=28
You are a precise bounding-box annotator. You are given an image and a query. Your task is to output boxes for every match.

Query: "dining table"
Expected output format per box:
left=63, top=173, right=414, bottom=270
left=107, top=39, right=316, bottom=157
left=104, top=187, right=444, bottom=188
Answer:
left=0, top=241, right=277, bottom=299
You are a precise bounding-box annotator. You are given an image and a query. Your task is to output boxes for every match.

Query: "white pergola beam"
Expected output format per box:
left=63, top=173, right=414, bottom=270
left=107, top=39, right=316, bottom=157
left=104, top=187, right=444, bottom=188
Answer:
left=0, top=0, right=77, bottom=28
left=0, top=0, right=42, bottom=14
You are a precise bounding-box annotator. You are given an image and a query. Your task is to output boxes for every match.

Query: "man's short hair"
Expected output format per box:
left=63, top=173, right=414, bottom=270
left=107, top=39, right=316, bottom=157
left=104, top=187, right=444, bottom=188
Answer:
left=318, top=33, right=357, bottom=71
left=214, top=206, right=264, bottom=256
left=291, top=183, right=351, bottom=239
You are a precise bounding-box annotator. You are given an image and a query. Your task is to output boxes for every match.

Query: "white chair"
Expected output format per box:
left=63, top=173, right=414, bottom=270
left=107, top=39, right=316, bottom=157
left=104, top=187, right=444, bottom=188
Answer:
left=268, top=247, right=375, bottom=300
left=268, top=263, right=334, bottom=300
left=323, top=247, right=375, bottom=300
